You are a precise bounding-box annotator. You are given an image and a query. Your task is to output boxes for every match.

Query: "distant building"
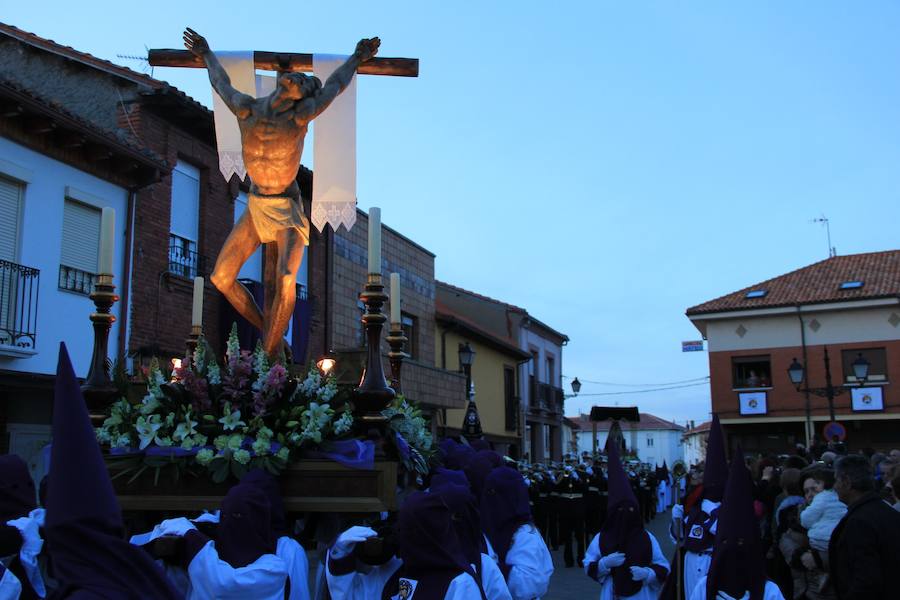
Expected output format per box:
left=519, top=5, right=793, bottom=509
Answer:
left=562, top=416, right=580, bottom=457
left=568, top=412, right=685, bottom=466
left=682, top=420, right=711, bottom=467
left=687, top=250, right=900, bottom=453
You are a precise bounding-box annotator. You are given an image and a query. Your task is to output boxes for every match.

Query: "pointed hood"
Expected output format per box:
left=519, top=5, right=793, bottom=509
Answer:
left=604, top=436, right=639, bottom=511
left=705, top=446, right=766, bottom=600
left=702, top=414, right=728, bottom=502
left=463, top=450, right=502, bottom=502
left=0, top=454, right=36, bottom=556
left=217, top=482, right=275, bottom=568
left=44, top=343, right=179, bottom=599
left=462, top=400, right=483, bottom=438
left=481, top=467, right=532, bottom=569
left=242, top=468, right=287, bottom=539
left=599, top=433, right=654, bottom=597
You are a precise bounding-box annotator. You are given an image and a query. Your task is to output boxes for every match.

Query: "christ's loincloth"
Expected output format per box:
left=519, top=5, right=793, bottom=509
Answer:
left=247, top=192, right=310, bottom=245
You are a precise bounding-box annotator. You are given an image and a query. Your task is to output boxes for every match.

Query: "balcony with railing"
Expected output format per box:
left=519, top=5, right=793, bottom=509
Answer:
left=528, top=378, right=565, bottom=418
left=58, top=265, right=96, bottom=295
left=0, top=259, right=40, bottom=357
left=168, top=234, right=208, bottom=280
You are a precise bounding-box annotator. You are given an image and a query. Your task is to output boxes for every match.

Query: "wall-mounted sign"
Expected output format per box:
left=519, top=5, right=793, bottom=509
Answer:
left=739, top=391, right=767, bottom=415
left=851, top=387, right=884, bottom=412
left=682, top=341, right=705, bottom=352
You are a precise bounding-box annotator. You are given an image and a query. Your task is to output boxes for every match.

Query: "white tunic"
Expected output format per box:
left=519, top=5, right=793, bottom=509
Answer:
left=657, top=482, right=667, bottom=513
left=504, top=525, right=553, bottom=600
left=0, top=567, right=21, bottom=600
left=277, top=536, right=311, bottom=600
left=188, top=540, right=288, bottom=600
left=683, top=499, right=720, bottom=599
left=326, top=553, right=503, bottom=600
left=583, top=531, right=669, bottom=600
left=688, top=576, right=785, bottom=600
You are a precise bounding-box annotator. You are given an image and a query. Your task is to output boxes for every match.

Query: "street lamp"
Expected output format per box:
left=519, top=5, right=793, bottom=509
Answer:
left=787, top=348, right=870, bottom=425
left=458, top=342, right=482, bottom=438
left=570, top=377, right=581, bottom=396
left=458, top=342, right=475, bottom=398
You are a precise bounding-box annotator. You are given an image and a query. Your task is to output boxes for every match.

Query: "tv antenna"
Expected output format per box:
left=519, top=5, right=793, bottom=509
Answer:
left=116, top=45, right=153, bottom=77
left=810, top=215, right=836, bottom=258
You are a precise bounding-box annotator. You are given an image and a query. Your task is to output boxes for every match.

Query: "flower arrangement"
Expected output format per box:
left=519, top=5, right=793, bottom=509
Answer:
left=98, top=324, right=433, bottom=483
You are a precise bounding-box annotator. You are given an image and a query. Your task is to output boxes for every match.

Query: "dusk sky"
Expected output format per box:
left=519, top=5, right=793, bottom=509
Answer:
left=10, top=2, right=900, bottom=424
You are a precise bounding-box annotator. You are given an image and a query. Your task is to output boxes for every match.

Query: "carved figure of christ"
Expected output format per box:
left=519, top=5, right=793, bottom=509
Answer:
left=182, top=28, right=380, bottom=357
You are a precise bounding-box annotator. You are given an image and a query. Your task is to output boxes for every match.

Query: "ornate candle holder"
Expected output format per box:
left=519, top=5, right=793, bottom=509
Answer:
left=186, top=324, right=202, bottom=364
left=82, top=273, right=119, bottom=421
left=385, top=326, right=408, bottom=394
left=354, top=273, right=396, bottom=427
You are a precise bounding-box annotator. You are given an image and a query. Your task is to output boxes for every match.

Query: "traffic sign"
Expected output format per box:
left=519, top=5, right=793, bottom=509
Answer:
left=823, top=421, right=846, bottom=442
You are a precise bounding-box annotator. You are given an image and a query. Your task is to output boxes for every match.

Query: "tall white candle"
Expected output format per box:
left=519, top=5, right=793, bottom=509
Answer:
left=99, top=207, right=115, bottom=275
left=368, top=207, right=381, bottom=274
left=390, top=272, right=401, bottom=326
left=191, top=276, right=204, bottom=327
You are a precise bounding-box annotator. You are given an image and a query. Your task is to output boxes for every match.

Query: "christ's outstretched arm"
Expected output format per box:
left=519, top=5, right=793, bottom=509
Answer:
left=298, top=37, right=380, bottom=122
left=183, top=27, right=254, bottom=118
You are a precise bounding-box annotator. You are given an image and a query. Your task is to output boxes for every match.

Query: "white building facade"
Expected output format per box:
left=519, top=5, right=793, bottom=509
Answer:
left=569, top=412, right=686, bottom=467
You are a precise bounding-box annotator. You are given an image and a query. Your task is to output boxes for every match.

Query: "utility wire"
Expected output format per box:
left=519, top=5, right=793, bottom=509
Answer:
left=562, top=375, right=709, bottom=387
left=573, top=381, right=710, bottom=396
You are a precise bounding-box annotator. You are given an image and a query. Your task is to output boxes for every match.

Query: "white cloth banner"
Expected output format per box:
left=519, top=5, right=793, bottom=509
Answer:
left=739, top=391, right=767, bottom=415
left=211, top=52, right=256, bottom=182
left=311, top=54, right=357, bottom=233
left=851, top=387, right=884, bottom=411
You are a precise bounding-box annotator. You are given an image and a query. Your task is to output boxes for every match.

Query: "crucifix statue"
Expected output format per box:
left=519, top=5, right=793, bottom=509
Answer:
left=151, top=30, right=417, bottom=358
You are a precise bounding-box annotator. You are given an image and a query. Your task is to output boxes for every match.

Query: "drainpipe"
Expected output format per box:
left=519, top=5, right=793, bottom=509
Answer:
left=796, top=306, right=812, bottom=447
left=117, top=189, right=137, bottom=367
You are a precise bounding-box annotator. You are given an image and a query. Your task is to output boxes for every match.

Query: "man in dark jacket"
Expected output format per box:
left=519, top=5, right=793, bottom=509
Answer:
left=828, top=453, right=900, bottom=600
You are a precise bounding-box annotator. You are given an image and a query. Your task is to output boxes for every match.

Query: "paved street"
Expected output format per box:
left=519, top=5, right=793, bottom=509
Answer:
left=543, top=508, right=674, bottom=599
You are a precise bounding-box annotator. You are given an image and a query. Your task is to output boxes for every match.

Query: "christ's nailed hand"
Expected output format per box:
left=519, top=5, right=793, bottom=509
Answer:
left=355, top=37, right=381, bottom=62
left=183, top=27, right=210, bottom=57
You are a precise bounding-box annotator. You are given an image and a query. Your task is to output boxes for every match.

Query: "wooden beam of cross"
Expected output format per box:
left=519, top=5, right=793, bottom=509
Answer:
left=147, top=49, right=418, bottom=77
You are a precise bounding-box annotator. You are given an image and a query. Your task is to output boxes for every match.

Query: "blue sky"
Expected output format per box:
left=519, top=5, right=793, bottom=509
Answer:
left=8, top=2, right=900, bottom=424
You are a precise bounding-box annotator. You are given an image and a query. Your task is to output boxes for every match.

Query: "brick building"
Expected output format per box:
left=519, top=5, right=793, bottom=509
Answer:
left=687, top=250, right=900, bottom=453
left=305, top=209, right=467, bottom=428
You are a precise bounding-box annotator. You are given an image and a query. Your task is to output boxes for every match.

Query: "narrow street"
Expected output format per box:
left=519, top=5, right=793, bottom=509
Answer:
left=544, top=508, right=674, bottom=599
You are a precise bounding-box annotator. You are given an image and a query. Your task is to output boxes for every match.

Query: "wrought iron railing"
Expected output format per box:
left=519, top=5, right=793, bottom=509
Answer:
left=0, top=259, right=40, bottom=351
left=58, top=264, right=96, bottom=295
left=168, top=234, right=207, bottom=279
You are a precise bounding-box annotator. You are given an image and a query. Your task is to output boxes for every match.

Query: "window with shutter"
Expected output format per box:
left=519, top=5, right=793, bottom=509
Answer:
left=0, top=177, right=22, bottom=262
left=169, top=161, right=201, bottom=278
left=59, top=199, right=101, bottom=294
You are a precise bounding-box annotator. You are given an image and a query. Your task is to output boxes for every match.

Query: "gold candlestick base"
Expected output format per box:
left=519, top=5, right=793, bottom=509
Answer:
left=186, top=324, right=203, bottom=364
left=385, top=327, right=408, bottom=394
left=82, top=273, right=119, bottom=425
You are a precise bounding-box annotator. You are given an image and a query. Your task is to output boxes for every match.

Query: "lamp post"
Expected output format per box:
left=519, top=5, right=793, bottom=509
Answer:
left=458, top=342, right=482, bottom=438
left=787, top=347, right=870, bottom=425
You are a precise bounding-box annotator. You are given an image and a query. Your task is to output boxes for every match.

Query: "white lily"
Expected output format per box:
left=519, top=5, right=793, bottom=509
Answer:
left=136, top=415, right=162, bottom=450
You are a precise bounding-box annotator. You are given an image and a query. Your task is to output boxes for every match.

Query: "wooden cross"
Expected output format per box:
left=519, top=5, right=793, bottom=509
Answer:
left=148, top=49, right=418, bottom=77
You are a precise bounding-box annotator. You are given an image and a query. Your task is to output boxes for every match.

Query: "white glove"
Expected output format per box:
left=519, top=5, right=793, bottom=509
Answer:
left=716, top=592, right=750, bottom=600
left=6, top=514, right=46, bottom=596
left=157, top=517, right=197, bottom=537
left=331, top=526, right=377, bottom=559
left=598, top=551, right=626, bottom=573
left=7, top=516, right=42, bottom=556
left=630, top=566, right=655, bottom=582
left=191, top=510, right=220, bottom=524
left=672, top=503, right=684, bottom=520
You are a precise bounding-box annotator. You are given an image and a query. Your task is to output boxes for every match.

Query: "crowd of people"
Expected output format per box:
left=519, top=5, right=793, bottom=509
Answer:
left=1, top=344, right=900, bottom=599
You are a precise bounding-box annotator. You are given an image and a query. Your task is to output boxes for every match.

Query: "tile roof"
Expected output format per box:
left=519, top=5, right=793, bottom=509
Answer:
left=0, top=76, right=166, bottom=169
left=0, top=22, right=211, bottom=117
left=567, top=412, right=685, bottom=432
left=687, top=250, right=900, bottom=316
left=683, top=420, right=711, bottom=435
left=435, top=280, right=569, bottom=342
left=435, top=300, right=532, bottom=359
